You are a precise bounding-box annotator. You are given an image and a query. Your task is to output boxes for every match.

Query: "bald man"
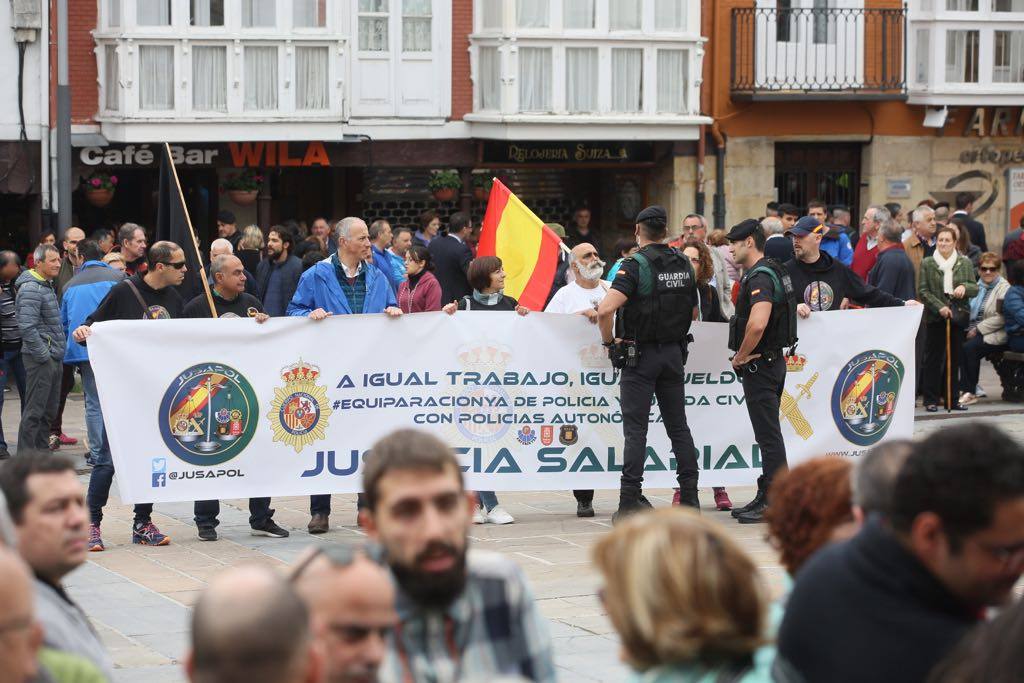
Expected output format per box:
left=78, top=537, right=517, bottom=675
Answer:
left=292, top=546, right=397, bottom=683
left=0, top=547, right=42, bottom=683
left=188, top=564, right=321, bottom=683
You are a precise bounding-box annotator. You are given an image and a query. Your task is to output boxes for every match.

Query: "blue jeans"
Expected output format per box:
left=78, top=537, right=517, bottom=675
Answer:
left=0, top=349, right=26, bottom=450
left=477, top=491, right=499, bottom=511
left=82, top=362, right=153, bottom=526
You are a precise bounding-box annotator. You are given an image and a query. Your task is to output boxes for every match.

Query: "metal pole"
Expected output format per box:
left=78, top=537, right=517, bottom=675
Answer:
left=56, top=0, right=72, bottom=236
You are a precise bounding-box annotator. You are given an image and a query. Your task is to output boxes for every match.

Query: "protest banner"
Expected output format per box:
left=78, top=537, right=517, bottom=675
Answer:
left=88, top=307, right=921, bottom=503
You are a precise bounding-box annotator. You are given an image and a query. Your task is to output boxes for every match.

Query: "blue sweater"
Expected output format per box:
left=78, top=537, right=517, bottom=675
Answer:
left=287, top=257, right=397, bottom=317
left=1005, top=285, right=1024, bottom=351
left=821, top=231, right=854, bottom=267
left=867, top=246, right=916, bottom=303
left=61, top=261, right=125, bottom=364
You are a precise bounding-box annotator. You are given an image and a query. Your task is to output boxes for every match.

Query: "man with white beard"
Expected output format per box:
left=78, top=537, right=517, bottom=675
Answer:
left=545, top=242, right=609, bottom=517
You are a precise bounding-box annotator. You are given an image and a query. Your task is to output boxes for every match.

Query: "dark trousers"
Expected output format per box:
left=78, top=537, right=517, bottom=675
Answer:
left=960, top=335, right=1004, bottom=394
left=915, top=320, right=926, bottom=396
left=18, top=356, right=61, bottom=454
left=194, top=498, right=272, bottom=529
left=923, top=319, right=966, bottom=409
left=740, top=354, right=788, bottom=487
left=310, top=492, right=366, bottom=516
left=0, top=349, right=27, bottom=450
left=50, top=363, right=75, bottom=436
left=619, top=342, right=698, bottom=493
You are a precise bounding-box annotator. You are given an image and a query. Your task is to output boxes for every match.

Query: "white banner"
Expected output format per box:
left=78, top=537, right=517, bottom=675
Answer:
left=88, top=308, right=921, bottom=503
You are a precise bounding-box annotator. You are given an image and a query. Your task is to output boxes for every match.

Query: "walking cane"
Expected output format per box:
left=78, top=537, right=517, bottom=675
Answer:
left=945, top=315, right=952, bottom=414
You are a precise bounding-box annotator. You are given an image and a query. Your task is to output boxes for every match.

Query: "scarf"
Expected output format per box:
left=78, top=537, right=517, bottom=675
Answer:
left=933, top=249, right=957, bottom=296
left=970, top=276, right=1003, bottom=322
left=471, top=289, right=503, bottom=306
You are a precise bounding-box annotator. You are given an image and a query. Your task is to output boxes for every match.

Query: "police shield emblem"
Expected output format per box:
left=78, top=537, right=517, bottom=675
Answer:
left=540, top=426, right=554, bottom=446
left=559, top=425, right=578, bottom=445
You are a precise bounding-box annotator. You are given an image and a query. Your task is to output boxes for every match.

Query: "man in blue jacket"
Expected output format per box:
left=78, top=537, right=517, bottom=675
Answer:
left=288, top=217, right=402, bottom=534
left=369, top=219, right=403, bottom=294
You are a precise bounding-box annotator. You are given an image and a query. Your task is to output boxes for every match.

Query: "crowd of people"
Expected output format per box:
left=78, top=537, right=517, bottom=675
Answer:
left=1, top=422, right=1022, bottom=683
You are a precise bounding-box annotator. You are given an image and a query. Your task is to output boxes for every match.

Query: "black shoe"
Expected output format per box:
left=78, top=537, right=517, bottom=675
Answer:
left=308, top=513, right=329, bottom=534
left=638, top=495, right=654, bottom=509
left=0, top=448, right=10, bottom=461
left=197, top=527, right=218, bottom=541
left=612, top=491, right=647, bottom=525
left=677, top=487, right=700, bottom=511
left=736, top=500, right=768, bottom=524
left=731, top=488, right=766, bottom=518
left=950, top=405, right=968, bottom=412
left=251, top=519, right=289, bottom=538
left=576, top=501, right=595, bottom=518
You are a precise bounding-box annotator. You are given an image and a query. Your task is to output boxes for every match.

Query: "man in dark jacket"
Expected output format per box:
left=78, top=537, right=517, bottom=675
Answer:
left=779, top=424, right=1024, bottom=683
left=762, top=216, right=794, bottom=262
left=952, top=191, right=987, bottom=252
left=783, top=216, right=918, bottom=318
left=15, top=244, right=65, bottom=457
left=256, top=226, right=302, bottom=317
left=0, top=251, right=25, bottom=459
left=428, top=211, right=474, bottom=305
left=868, top=215, right=917, bottom=302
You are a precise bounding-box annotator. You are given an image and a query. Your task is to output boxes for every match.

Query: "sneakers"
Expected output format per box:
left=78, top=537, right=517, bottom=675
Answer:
left=48, top=434, right=60, bottom=451
left=198, top=527, right=218, bottom=542
left=671, top=489, right=681, bottom=505
left=485, top=505, right=515, bottom=525
left=88, top=524, right=105, bottom=552
left=251, top=519, right=289, bottom=538
left=58, top=433, right=78, bottom=446
left=307, top=513, right=329, bottom=534
left=736, top=500, right=768, bottom=524
left=713, top=488, right=733, bottom=511
left=576, top=501, right=595, bottom=518
left=472, top=507, right=487, bottom=525
left=132, top=521, right=171, bottom=546
left=975, top=385, right=987, bottom=398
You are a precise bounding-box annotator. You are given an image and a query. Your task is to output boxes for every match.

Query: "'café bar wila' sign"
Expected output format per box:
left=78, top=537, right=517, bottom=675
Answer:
left=482, top=141, right=654, bottom=165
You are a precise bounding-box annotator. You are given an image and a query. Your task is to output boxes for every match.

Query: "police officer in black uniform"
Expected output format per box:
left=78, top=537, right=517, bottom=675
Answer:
left=597, top=205, right=700, bottom=523
left=726, top=219, right=797, bottom=524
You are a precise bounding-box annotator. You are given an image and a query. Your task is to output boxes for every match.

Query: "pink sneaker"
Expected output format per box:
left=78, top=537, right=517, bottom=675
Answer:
left=671, top=488, right=681, bottom=505
left=58, top=433, right=78, bottom=446
left=713, top=487, right=733, bottom=511
left=88, top=524, right=105, bottom=552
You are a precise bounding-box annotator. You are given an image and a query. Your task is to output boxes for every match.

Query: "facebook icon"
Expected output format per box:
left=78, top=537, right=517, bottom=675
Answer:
left=152, top=458, right=167, bottom=488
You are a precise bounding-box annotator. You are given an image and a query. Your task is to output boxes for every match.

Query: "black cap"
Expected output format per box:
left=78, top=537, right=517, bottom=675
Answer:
left=636, top=205, right=668, bottom=232
left=785, top=215, right=826, bottom=237
left=725, top=218, right=761, bottom=242
left=217, top=210, right=236, bottom=225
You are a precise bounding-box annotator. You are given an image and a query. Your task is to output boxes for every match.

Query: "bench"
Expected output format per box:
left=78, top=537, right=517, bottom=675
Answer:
left=992, top=351, right=1024, bottom=402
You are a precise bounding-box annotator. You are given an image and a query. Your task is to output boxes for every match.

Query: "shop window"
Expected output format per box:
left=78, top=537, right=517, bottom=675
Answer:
left=915, top=28, right=931, bottom=84
left=518, top=47, right=552, bottom=111
left=108, top=0, right=120, bottom=27
left=139, top=45, right=175, bottom=110
left=945, top=0, right=977, bottom=9
left=296, top=46, right=330, bottom=109
left=945, top=30, right=979, bottom=83
left=654, top=0, right=686, bottom=31
left=656, top=49, right=686, bottom=113
left=137, top=0, right=171, bottom=26
left=359, top=0, right=389, bottom=51
left=564, top=0, right=595, bottom=29
left=566, top=47, right=598, bottom=112
left=191, top=0, right=224, bottom=26
left=481, top=0, right=503, bottom=29
left=611, top=48, right=642, bottom=112
left=244, top=46, right=278, bottom=110
left=294, top=0, right=327, bottom=28
left=104, top=46, right=119, bottom=111
left=995, top=0, right=1024, bottom=10
left=610, top=0, right=641, bottom=30
left=517, top=0, right=549, bottom=28
left=402, top=0, right=432, bottom=52
left=192, top=46, right=227, bottom=111
left=242, top=0, right=275, bottom=27
left=479, top=46, right=501, bottom=110
left=994, top=31, right=1024, bottom=83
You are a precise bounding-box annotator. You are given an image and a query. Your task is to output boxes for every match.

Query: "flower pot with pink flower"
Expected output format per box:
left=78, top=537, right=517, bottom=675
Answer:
left=221, top=169, right=263, bottom=206
left=82, top=171, right=118, bottom=207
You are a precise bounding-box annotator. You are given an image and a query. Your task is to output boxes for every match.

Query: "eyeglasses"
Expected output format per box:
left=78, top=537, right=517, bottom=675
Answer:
left=979, top=266, right=999, bottom=273
left=289, top=542, right=386, bottom=582
left=682, top=224, right=703, bottom=232
left=159, top=261, right=187, bottom=270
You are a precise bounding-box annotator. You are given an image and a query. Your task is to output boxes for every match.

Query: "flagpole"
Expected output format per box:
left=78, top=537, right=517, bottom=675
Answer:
left=163, top=143, right=217, bottom=318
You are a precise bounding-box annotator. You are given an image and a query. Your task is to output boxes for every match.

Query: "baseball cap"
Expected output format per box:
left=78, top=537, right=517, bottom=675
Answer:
left=785, top=215, right=826, bottom=237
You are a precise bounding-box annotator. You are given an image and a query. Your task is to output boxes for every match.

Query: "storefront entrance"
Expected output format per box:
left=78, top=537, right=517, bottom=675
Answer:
left=775, top=142, right=862, bottom=214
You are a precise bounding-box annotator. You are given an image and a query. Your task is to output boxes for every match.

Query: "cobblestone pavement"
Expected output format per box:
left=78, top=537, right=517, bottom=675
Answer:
left=3, top=364, right=1021, bottom=682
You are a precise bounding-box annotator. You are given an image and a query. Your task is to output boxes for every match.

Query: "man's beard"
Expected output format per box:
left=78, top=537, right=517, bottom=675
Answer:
left=389, top=541, right=468, bottom=610
left=578, top=260, right=605, bottom=282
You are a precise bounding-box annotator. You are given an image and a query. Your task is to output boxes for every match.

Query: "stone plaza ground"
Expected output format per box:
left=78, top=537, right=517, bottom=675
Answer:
left=4, top=365, right=1021, bottom=682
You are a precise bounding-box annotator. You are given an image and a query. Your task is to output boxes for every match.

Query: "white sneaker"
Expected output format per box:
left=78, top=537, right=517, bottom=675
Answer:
left=472, top=507, right=487, bottom=525
left=486, top=505, right=515, bottom=525
left=975, top=385, right=987, bottom=398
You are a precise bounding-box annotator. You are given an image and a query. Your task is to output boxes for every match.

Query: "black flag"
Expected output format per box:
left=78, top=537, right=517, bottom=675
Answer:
left=156, top=145, right=203, bottom=302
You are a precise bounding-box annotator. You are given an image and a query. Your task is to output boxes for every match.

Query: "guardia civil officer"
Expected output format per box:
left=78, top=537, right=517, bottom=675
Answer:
left=726, top=219, right=798, bottom=524
left=597, top=205, right=700, bottom=523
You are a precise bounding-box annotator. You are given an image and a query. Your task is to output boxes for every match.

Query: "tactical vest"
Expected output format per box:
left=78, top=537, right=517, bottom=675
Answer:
left=733, top=258, right=798, bottom=354
left=619, top=245, right=695, bottom=344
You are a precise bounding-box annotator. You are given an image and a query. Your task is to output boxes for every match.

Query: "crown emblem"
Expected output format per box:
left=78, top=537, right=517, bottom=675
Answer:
left=456, top=343, right=512, bottom=371
left=281, top=361, right=320, bottom=383
left=786, top=354, right=807, bottom=373
left=267, top=359, right=332, bottom=453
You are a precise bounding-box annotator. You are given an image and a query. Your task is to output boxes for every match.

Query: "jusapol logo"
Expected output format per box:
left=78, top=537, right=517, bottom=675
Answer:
left=831, top=350, right=905, bottom=447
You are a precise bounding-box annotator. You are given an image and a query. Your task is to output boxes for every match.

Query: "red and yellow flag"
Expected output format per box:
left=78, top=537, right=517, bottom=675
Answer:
left=477, top=179, right=562, bottom=311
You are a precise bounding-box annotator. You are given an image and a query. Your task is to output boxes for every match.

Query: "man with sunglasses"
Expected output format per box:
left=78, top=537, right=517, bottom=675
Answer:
left=360, top=429, right=555, bottom=683
left=292, top=544, right=397, bottom=683
left=72, top=241, right=188, bottom=549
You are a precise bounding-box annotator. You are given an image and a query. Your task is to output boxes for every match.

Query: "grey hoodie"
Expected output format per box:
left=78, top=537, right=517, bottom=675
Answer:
left=34, top=577, right=115, bottom=681
left=15, top=269, right=65, bottom=363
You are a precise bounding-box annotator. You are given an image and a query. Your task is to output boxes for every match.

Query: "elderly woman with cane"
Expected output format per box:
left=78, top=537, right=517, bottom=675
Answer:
left=919, top=225, right=978, bottom=412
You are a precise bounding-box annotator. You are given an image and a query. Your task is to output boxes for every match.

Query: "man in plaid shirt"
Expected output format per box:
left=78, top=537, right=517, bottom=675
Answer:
left=360, top=429, right=556, bottom=683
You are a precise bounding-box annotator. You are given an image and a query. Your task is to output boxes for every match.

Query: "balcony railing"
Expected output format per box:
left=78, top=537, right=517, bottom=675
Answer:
left=730, top=7, right=906, bottom=100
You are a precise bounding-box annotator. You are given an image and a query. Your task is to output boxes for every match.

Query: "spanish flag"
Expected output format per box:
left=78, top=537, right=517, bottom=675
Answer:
left=477, top=179, right=562, bottom=310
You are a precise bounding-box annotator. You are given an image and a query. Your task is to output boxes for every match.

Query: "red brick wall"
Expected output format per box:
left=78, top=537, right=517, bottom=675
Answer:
left=49, top=0, right=99, bottom=125
left=451, top=0, right=473, bottom=120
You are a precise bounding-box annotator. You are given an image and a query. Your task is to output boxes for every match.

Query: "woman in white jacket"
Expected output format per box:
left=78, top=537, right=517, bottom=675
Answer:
left=960, top=251, right=1011, bottom=405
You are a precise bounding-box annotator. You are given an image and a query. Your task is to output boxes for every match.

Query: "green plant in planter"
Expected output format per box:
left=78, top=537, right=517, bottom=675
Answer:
left=427, top=170, right=462, bottom=193
left=471, top=175, right=493, bottom=192
left=220, top=168, right=264, bottom=192
left=84, top=170, right=119, bottom=191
